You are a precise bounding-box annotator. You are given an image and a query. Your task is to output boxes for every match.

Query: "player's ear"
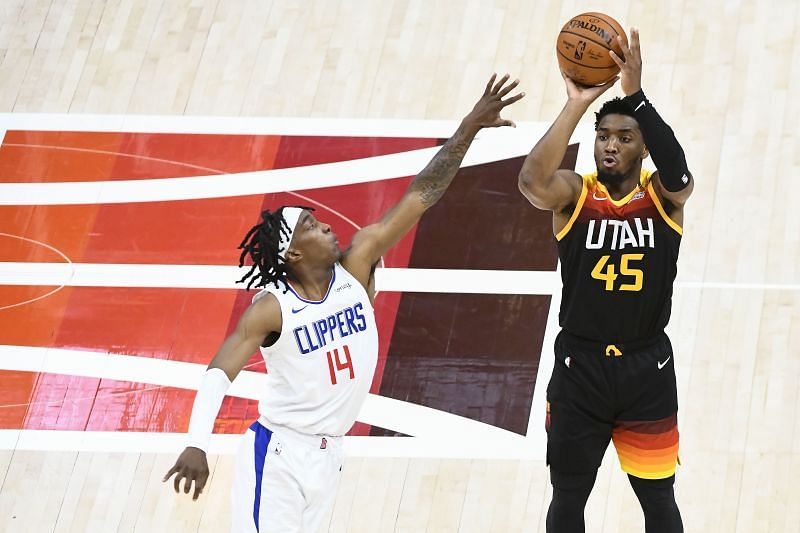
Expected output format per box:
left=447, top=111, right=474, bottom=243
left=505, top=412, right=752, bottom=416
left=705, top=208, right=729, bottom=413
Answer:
left=285, top=247, right=302, bottom=264
left=641, top=146, right=650, bottom=161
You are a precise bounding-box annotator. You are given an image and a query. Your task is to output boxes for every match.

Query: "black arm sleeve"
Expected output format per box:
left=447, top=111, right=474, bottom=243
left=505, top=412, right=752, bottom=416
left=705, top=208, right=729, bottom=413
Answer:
left=622, top=89, right=692, bottom=192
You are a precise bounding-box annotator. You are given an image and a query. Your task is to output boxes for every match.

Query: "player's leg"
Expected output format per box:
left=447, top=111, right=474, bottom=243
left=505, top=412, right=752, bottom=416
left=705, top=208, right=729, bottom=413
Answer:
left=301, top=440, right=344, bottom=532
left=546, top=469, right=599, bottom=533
left=231, top=426, right=258, bottom=533
left=612, top=334, right=682, bottom=532
left=546, top=332, right=614, bottom=533
left=231, top=422, right=305, bottom=532
left=627, top=474, right=683, bottom=533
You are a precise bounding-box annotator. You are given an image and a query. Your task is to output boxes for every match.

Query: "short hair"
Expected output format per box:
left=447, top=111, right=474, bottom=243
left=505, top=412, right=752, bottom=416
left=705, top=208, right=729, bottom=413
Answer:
left=594, top=97, right=637, bottom=130
left=237, top=206, right=314, bottom=290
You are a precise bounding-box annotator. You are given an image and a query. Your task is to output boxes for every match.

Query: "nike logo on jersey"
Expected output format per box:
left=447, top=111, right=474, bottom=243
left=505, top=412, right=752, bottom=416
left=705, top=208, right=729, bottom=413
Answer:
left=592, top=192, right=607, bottom=201
left=657, top=356, right=671, bottom=370
left=292, top=305, right=308, bottom=314
left=635, top=101, right=646, bottom=112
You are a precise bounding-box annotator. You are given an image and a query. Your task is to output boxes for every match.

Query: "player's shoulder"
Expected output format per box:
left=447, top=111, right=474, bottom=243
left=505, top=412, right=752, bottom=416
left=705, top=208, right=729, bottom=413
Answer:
left=249, top=287, right=283, bottom=317
left=243, top=289, right=283, bottom=335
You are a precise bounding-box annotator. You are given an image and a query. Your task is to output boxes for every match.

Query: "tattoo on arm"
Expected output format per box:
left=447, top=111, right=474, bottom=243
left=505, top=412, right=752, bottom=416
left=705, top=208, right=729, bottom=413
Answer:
left=410, top=126, right=475, bottom=207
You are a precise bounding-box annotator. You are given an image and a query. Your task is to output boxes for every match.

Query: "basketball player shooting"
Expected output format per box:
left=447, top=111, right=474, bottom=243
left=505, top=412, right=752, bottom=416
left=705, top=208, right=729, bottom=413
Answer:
left=518, top=29, right=693, bottom=533
left=163, top=74, right=523, bottom=532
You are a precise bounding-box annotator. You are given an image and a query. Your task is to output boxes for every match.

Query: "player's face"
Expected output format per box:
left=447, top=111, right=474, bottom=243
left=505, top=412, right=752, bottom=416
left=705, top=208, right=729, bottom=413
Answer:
left=291, top=211, right=341, bottom=264
left=594, top=114, right=648, bottom=183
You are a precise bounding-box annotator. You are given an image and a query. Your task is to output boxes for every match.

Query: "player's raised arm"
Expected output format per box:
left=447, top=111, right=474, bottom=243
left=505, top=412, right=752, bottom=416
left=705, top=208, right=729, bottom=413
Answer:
left=518, top=72, right=617, bottom=213
left=162, top=294, right=281, bottom=501
left=342, top=74, right=524, bottom=285
left=610, top=28, right=693, bottom=211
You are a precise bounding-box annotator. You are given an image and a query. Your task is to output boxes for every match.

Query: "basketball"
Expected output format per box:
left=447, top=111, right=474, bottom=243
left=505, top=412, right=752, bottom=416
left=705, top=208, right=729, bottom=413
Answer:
left=556, top=12, right=627, bottom=86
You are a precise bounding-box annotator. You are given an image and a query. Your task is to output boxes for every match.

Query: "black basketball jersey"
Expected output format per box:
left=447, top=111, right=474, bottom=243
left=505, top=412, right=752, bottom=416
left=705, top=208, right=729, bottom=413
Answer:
left=557, top=170, right=682, bottom=342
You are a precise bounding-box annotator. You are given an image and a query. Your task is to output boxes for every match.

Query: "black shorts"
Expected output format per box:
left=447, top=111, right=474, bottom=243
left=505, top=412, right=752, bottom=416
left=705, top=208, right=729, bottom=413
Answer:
left=546, top=330, right=679, bottom=480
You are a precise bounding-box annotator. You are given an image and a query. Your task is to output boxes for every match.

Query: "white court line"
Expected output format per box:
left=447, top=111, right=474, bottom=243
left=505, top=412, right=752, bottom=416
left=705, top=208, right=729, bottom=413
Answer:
left=0, top=345, right=524, bottom=448
left=0, top=430, right=539, bottom=459
left=0, top=234, right=73, bottom=310
left=526, top=263, right=562, bottom=448
left=2, top=261, right=798, bottom=292
left=0, top=134, right=528, bottom=205
left=0, top=119, right=599, bottom=206
left=0, top=262, right=562, bottom=294
left=0, top=113, right=545, bottom=137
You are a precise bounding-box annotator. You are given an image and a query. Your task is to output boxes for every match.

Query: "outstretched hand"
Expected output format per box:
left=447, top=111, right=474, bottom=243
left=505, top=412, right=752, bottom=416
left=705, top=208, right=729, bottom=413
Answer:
left=562, top=69, right=618, bottom=105
left=610, top=27, right=642, bottom=96
left=461, top=74, right=525, bottom=132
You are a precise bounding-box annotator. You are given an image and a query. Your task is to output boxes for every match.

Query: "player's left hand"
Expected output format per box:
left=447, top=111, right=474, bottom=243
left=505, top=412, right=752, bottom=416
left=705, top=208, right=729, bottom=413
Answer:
left=461, top=73, right=525, bottom=132
left=609, top=27, right=642, bottom=96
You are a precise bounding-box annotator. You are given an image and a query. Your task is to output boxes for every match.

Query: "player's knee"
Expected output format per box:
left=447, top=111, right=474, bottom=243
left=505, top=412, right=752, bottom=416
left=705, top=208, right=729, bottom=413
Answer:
left=628, top=474, right=676, bottom=508
left=548, top=470, right=597, bottom=512
left=547, top=470, right=597, bottom=533
left=628, top=474, right=683, bottom=531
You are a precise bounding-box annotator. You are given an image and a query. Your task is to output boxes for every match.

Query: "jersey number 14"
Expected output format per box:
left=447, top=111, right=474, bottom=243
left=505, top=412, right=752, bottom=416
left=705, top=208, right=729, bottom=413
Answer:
left=327, top=345, right=355, bottom=385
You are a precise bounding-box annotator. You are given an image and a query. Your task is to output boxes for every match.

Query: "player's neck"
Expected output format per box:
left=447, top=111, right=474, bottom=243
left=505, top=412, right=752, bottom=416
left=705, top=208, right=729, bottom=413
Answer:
left=598, top=169, right=641, bottom=200
left=287, top=265, right=335, bottom=301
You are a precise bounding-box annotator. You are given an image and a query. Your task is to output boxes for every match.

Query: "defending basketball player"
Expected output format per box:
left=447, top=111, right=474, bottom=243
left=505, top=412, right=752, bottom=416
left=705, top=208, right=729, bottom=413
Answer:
left=518, top=29, right=692, bottom=533
left=163, top=74, right=523, bottom=532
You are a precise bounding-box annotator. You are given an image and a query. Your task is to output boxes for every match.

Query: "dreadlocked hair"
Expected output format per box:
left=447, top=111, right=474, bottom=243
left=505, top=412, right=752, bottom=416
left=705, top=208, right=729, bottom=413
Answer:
left=236, top=205, right=314, bottom=291
left=594, top=97, right=637, bottom=130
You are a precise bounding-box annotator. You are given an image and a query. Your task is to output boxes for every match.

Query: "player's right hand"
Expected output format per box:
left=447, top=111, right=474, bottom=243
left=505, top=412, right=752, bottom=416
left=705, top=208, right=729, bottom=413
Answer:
left=163, top=446, right=210, bottom=501
left=561, top=69, right=618, bottom=105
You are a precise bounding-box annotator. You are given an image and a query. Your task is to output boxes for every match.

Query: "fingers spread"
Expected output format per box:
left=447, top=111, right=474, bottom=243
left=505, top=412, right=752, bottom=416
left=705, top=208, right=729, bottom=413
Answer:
left=492, top=74, right=511, bottom=94
left=163, top=465, right=179, bottom=483
left=500, top=91, right=525, bottom=106
left=497, top=78, right=520, bottom=98
left=617, top=35, right=632, bottom=58
left=484, top=73, right=497, bottom=96
left=630, top=28, right=641, bottom=57
left=193, top=478, right=207, bottom=501
left=174, top=472, right=184, bottom=493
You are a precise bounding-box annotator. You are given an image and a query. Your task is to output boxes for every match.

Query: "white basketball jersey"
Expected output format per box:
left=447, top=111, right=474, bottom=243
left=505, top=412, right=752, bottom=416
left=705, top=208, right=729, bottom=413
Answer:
left=252, top=263, right=379, bottom=436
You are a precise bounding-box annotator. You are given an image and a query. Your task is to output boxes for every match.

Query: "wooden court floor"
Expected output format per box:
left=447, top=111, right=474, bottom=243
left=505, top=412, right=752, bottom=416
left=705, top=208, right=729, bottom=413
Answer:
left=1, top=1, right=799, bottom=531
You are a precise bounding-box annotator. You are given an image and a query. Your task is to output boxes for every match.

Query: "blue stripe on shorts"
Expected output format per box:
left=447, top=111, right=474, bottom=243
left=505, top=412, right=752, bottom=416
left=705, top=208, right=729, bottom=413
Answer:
left=250, top=420, right=273, bottom=531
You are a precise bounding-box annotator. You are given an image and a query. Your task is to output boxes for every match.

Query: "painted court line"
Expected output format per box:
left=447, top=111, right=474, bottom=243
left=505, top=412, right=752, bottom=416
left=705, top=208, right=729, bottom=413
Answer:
left=0, top=429, right=540, bottom=459
left=0, top=345, right=525, bottom=448
left=2, top=261, right=797, bottom=292
left=0, top=262, right=562, bottom=295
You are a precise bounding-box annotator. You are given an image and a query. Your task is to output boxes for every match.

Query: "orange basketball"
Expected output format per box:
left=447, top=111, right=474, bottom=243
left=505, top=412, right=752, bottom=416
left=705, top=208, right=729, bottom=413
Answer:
left=556, top=12, right=628, bottom=86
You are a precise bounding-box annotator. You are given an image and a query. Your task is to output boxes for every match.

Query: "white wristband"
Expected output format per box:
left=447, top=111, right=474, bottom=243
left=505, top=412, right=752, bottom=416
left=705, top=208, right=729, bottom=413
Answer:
left=186, top=367, right=232, bottom=453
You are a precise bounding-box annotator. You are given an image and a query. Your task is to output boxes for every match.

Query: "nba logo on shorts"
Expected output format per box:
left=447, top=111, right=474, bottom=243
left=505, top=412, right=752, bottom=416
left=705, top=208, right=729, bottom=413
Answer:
left=320, top=437, right=327, bottom=450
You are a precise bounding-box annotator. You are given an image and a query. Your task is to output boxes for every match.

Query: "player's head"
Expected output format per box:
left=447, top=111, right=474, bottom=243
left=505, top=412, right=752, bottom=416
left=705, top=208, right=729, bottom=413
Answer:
left=237, top=206, right=340, bottom=290
left=593, top=98, right=649, bottom=184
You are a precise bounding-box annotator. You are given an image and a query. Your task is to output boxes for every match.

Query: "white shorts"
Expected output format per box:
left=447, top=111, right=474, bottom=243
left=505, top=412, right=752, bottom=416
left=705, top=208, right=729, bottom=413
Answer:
left=230, top=418, right=344, bottom=533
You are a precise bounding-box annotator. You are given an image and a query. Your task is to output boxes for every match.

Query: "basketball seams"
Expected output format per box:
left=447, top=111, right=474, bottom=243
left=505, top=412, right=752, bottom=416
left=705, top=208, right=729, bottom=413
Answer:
left=555, top=49, right=618, bottom=71
left=559, top=30, right=613, bottom=57
left=580, top=12, right=624, bottom=40
left=557, top=12, right=625, bottom=85
left=557, top=30, right=618, bottom=67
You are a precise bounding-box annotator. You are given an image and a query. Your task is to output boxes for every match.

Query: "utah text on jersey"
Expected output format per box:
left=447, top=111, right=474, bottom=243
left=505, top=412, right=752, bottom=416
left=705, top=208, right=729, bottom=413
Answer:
left=556, top=170, right=682, bottom=342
